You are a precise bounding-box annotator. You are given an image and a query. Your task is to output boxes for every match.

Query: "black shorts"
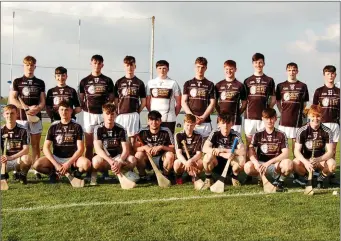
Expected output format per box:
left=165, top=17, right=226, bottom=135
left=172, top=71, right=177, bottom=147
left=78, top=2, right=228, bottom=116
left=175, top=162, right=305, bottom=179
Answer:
left=213, top=156, right=232, bottom=175
left=161, top=122, right=176, bottom=134
left=146, top=152, right=165, bottom=171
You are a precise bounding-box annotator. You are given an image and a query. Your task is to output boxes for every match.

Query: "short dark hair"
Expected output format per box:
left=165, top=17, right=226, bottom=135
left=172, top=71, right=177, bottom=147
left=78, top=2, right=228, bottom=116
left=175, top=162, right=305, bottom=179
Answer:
left=91, top=55, right=104, bottom=63
left=217, top=114, right=233, bottom=124
left=148, top=110, right=162, bottom=120
left=286, top=62, right=298, bottom=70
left=323, top=65, right=336, bottom=74
left=195, top=57, right=208, bottom=67
left=58, top=100, right=71, bottom=109
left=124, top=56, right=136, bottom=65
left=55, top=66, right=67, bottom=75
left=262, top=108, right=277, bottom=118
left=156, top=60, right=169, bottom=69
left=252, top=53, right=265, bottom=62
left=224, top=60, right=237, bottom=68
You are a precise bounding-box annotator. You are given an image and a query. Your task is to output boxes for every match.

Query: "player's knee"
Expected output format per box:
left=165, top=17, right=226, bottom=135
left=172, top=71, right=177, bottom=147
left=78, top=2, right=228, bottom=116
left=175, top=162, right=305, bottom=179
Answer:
left=91, top=156, right=103, bottom=169
left=164, top=152, right=175, bottom=162
left=134, top=151, right=145, bottom=160
left=203, top=153, right=213, bottom=165
left=327, top=158, right=336, bottom=172
left=243, top=161, right=253, bottom=175
left=127, top=155, right=137, bottom=167
left=281, top=159, right=293, bottom=172
left=173, top=160, right=184, bottom=172
left=78, top=157, right=91, bottom=171
left=21, top=155, right=32, bottom=166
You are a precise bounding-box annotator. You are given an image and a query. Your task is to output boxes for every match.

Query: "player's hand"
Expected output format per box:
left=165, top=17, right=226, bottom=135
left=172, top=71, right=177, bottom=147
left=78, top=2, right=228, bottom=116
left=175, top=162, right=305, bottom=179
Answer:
left=195, top=116, right=203, bottom=125
left=303, top=160, right=314, bottom=173
left=151, top=146, right=162, bottom=155
left=259, top=162, right=270, bottom=175
left=254, top=161, right=261, bottom=172
left=310, top=157, right=320, bottom=168
left=220, top=152, right=231, bottom=159
left=111, top=161, right=122, bottom=175
left=212, top=148, right=221, bottom=156
left=184, top=159, right=194, bottom=171
left=1, top=155, right=9, bottom=163
left=27, top=105, right=40, bottom=115
left=59, top=162, right=72, bottom=175
left=54, top=163, right=63, bottom=173
left=144, top=146, right=152, bottom=154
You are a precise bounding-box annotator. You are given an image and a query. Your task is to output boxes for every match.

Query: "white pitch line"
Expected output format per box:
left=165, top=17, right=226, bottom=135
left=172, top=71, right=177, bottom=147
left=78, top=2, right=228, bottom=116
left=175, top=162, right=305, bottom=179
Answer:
left=2, top=188, right=339, bottom=213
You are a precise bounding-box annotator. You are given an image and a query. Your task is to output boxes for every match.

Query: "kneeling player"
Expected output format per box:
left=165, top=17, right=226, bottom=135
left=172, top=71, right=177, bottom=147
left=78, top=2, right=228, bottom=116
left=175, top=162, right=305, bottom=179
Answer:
left=293, top=105, right=335, bottom=189
left=33, top=101, right=91, bottom=183
left=244, top=108, right=293, bottom=192
left=174, top=114, right=204, bottom=184
left=1, top=104, right=32, bottom=184
left=134, top=111, right=175, bottom=182
left=92, top=103, right=138, bottom=185
left=202, top=114, right=246, bottom=189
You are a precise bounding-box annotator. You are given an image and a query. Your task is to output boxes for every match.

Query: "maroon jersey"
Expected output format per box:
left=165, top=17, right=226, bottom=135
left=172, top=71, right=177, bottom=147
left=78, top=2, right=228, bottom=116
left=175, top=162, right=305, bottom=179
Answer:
left=46, top=120, right=83, bottom=158
left=215, top=79, right=247, bottom=125
left=94, top=123, right=128, bottom=157
left=251, top=129, right=288, bottom=162
left=244, top=74, right=275, bottom=120
left=114, top=76, right=146, bottom=114
left=276, top=80, right=309, bottom=127
left=313, top=85, right=340, bottom=124
left=175, top=130, right=203, bottom=158
left=137, top=127, right=174, bottom=148
left=183, top=78, right=215, bottom=122
left=1, top=124, right=29, bottom=156
left=46, top=85, right=81, bottom=121
left=296, top=124, right=332, bottom=159
left=207, top=129, right=243, bottom=149
left=79, top=74, right=114, bottom=114
left=12, top=76, right=45, bottom=120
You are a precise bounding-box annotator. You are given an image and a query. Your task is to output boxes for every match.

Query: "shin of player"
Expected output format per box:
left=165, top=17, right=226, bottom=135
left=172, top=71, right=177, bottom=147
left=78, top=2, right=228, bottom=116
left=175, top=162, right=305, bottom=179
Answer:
left=202, top=114, right=246, bottom=189
left=134, top=111, right=175, bottom=183
left=293, top=105, right=336, bottom=189
left=174, top=114, right=204, bottom=185
left=244, top=108, right=293, bottom=192
left=1, top=104, right=32, bottom=185
left=33, top=101, right=91, bottom=184
left=92, top=103, right=138, bottom=186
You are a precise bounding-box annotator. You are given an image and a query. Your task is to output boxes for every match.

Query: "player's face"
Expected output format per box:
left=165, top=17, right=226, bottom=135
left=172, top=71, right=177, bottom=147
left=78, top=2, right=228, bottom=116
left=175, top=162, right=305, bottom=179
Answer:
left=262, top=116, right=277, bottom=129
left=224, top=65, right=236, bottom=79
left=183, top=121, right=195, bottom=134
left=91, top=60, right=104, bottom=73
left=286, top=66, right=298, bottom=80
left=58, top=106, right=72, bottom=120
left=308, top=113, right=321, bottom=127
left=3, top=109, right=17, bottom=123
left=195, top=64, right=207, bottom=77
left=148, top=118, right=161, bottom=130
left=103, top=111, right=116, bottom=125
left=324, top=71, right=337, bottom=84
left=218, top=121, right=233, bottom=136
left=253, top=59, right=265, bottom=73
left=156, top=66, right=169, bottom=78
left=24, top=63, right=36, bottom=76
left=55, top=73, right=67, bottom=85
left=124, top=63, right=136, bottom=75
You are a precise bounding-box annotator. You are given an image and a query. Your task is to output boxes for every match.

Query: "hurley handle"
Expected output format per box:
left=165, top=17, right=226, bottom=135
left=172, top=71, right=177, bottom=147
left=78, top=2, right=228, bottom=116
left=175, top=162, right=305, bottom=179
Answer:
left=231, top=138, right=238, bottom=154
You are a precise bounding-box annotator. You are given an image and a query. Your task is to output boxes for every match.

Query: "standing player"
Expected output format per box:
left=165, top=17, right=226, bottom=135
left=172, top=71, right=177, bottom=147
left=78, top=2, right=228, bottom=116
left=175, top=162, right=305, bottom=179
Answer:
left=202, top=114, right=246, bottom=189
left=243, top=53, right=276, bottom=183
left=215, top=60, right=247, bottom=133
left=244, top=108, right=293, bottom=192
left=276, top=62, right=309, bottom=154
left=174, top=114, right=204, bottom=184
left=79, top=55, right=114, bottom=178
left=46, top=66, right=81, bottom=122
left=9, top=56, right=46, bottom=179
left=134, top=111, right=175, bottom=182
left=182, top=57, right=216, bottom=138
left=114, top=56, right=146, bottom=148
left=1, top=104, right=32, bottom=184
left=91, top=103, right=138, bottom=185
left=293, top=105, right=335, bottom=189
left=146, top=60, right=181, bottom=134
left=33, top=101, right=91, bottom=183
left=313, top=65, right=339, bottom=185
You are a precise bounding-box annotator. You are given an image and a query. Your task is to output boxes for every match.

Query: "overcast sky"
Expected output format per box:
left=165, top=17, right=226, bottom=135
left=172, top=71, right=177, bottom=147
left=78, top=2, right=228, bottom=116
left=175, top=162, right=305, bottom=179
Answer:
left=1, top=2, right=340, bottom=101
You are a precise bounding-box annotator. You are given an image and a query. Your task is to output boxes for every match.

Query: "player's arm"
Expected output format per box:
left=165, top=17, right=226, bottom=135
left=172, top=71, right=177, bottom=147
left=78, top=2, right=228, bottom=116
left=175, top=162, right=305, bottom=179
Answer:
left=73, top=107, right=82, bottom=115
left=276, top=100, right=282, bottom=113
left=239, top=100, right=247, bottom=114
left=93, top=139, right=115, bottom=165
left=181, top=94, right=193, bottom=115
left=202, top=139, right=214, bottom=154
left=200, top=98, right=216, bottom=121
left=294, top=142, right=313, bottom=171
left=9, top=90, right=26, bottom=109
left=161, top=144, right=175, bottom=153
left=175, top=95, right=182, bottom=116
left=220, top=143, right=245, bottom=159
left=27, top=92, right=46, bottom=116
left=79, top=93, right=85, bottom=109
left=268, top=148, right=289, bottom=166
left=146, top=95, right=151, bottom=112
left=134, top=134, right=150, bottom=153
left=66, top=140, right=84, bottom=165
left=268, top=96, right=276, bottom=108
left=314, top=143, right=334, bottom=163
left=138, top=98, right=146, bottom=113
left=176, top=148, right=187, bottom=165
left=6, top=144, right=29, bottom=161
left=120, top=141, right=130, bottom=161
left=249, top=145, right=260, bottom=166
left=43, top=140, right=61, bottom=170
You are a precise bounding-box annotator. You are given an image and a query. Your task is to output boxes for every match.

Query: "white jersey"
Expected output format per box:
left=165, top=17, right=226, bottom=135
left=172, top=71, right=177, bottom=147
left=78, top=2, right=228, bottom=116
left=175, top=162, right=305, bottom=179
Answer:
left=146, top=76, right=181, bottom=122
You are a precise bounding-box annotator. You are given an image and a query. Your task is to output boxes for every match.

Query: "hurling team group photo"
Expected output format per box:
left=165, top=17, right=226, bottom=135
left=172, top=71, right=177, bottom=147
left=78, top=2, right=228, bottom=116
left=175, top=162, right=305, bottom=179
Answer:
left=1, top=52, right=340, bottom=194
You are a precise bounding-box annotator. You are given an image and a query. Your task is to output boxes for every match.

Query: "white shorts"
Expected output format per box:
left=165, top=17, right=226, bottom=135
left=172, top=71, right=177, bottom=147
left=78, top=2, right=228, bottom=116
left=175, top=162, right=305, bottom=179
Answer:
left=53, top=155, right=70, bottom=164
left=244, top=119, right=264, bottom=136
left=83, top=112, right=103, bottom=133
left=2, top=157, right=21, bottom=172
left=323, top=123, right=340, bottom=143
left=195, top=122, right=212, bottom=138
left=278, top=125, right=298, bottom=139
left=115, top=112, right=140, bottom=137
left=231, top=125, right=242, bottom=134
left=16, top=120, right=43, bottom=135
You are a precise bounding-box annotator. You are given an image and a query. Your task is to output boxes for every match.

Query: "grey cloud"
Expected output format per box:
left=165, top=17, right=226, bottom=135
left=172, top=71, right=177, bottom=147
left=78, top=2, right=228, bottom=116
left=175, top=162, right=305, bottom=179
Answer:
left=316, top=39, right=340, bottom=53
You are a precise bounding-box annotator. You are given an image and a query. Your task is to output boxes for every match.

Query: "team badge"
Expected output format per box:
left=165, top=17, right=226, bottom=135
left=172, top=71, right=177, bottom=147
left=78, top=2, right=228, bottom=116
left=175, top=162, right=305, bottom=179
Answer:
left=152, top=88, right=159, bottom=97
left=260, top=144, right=268, bottom=154
left=267, top=135, right=272, bottom=142
left=53, top=97, right=61, bottom=105
left=226, top=83, right=232, bottom=89
left=197, top=82, right=202, bottom=87
left=152, top=135, right=157, bottom=142
left=220, top=91, right=227, bottom=100
left=322, top=98, right=329, bottom=107
left=108, top=131, right=112, bottom=137
left=22, top=87, right=30, bottom=96
left=313, top=132, right=317, bottom=140
left=28, top=79, right=33, bottom=85
left=283, top=92, right=290, bottom=101
left=256, top=78, right=261, bottom=84
left=186, top=138, right=192, bottom=145
left=88, top=85, right=95, bottom=94
left=56, top=135, right=63, bottom=144
left=59, top=89, right=64, bottom=94
left=94, top=78, right=99, bottom=83
left=290, top=84, right=295, bottom=90
left=250, top=86, right=257, bottom=95
left=122, top=88, right=128, bottom=96
left=305, top=140, right=313, bottom=149
left=190, top=88, right=198, bottom=97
